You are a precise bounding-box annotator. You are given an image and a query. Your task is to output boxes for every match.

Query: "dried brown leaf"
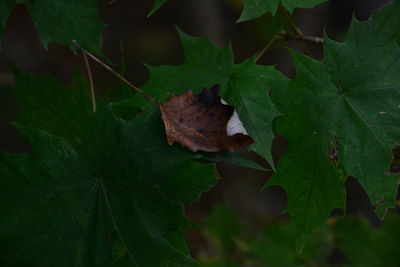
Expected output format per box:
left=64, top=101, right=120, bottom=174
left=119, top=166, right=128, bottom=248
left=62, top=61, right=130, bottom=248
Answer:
left=160, top=85, right=254, bottom=152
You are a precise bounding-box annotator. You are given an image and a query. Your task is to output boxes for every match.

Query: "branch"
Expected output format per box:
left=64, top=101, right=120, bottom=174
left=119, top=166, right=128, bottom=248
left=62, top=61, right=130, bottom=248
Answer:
left=278, top=31, right=324, bottom=44
left=82, top=52, right=96, bottom=112
left=72, top=40, right=159, bottom=107
left=254, top=35, right=280, bottom=63
left=279, top=6, right=315, bottom=58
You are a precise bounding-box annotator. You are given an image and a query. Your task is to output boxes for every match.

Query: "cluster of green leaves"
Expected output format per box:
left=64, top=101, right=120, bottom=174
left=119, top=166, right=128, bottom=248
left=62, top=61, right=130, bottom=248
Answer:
left=135, top=0, right=400, bottom=251
left=0, top=69, right=224, bottom=265
left=0, top=0, right=399, bottom=265
left=0, top=4, right=266, bottom=266
left=123, top=29, right=285, bottom=169
left=0, top=71, right=261, bottom=265
left=269, top=0, right=400, bottom=249
left=200, top=204, right=400, bottom=267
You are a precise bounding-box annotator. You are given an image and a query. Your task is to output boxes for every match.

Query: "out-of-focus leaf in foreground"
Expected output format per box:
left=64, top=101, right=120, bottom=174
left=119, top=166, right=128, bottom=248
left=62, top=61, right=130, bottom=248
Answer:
left=201, top=204, right=242, bottom=266
left=199, top=205, right=331, bottom=266
left=0, top=105, right=216, bottom=266
left=268, top=0, right=400, bottom=250
left=333, top=213, right=400, bottom=267
left=249, top=223, right=332, bottom=266
left=148, top=0, right=167, bottom=17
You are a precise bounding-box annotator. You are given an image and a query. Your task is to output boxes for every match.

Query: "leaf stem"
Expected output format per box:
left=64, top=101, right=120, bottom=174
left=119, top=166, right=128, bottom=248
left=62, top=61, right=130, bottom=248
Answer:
left=254, top=35, right=280, bottom=63
left=279, top=6, right=315, bottom=58
left=72, top=40, right=159, bottom=107
left=280, top=6, right=302, bottom=36
left=82, top=52, right=97, bottom=112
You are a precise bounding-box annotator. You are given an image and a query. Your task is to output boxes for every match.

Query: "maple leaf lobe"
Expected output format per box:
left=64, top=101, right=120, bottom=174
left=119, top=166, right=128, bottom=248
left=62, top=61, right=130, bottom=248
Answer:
left=160, top=85, right=254, bottom=153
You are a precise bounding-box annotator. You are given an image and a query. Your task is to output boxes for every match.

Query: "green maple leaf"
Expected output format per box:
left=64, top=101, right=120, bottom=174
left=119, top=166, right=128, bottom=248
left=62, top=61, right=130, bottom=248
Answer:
left=0, top=105, right=216, bottom=266
left=238, top=0, right=328, bottom=22
left=332, top=213, right=400, bottom=267
left=124, top=30, right=286, bottom=169
left=13, top=70, right=92, bottom=148
left=1, top=0, right=102, bottom=52
left=268, top=0, right=400, bottom=250
left=12, top=68, right=137, bottom=147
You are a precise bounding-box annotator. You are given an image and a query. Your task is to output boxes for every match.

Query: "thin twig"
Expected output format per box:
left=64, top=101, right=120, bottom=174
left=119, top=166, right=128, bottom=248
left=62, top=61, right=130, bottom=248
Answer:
left=72, top=40, right=159, bottom=106
left=279, top=6, right=315, bottom=58
left=82, top=52, right=97, bottom=112
left=278, top=31, right=324, bottom=44
left=279, top=6, right=302, bottom=36
left=254, top=35, right=280, bottom=63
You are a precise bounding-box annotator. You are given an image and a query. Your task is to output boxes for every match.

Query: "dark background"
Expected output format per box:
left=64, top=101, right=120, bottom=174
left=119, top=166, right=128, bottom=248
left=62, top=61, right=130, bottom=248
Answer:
left=0, top=0, right=396, bottom=262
